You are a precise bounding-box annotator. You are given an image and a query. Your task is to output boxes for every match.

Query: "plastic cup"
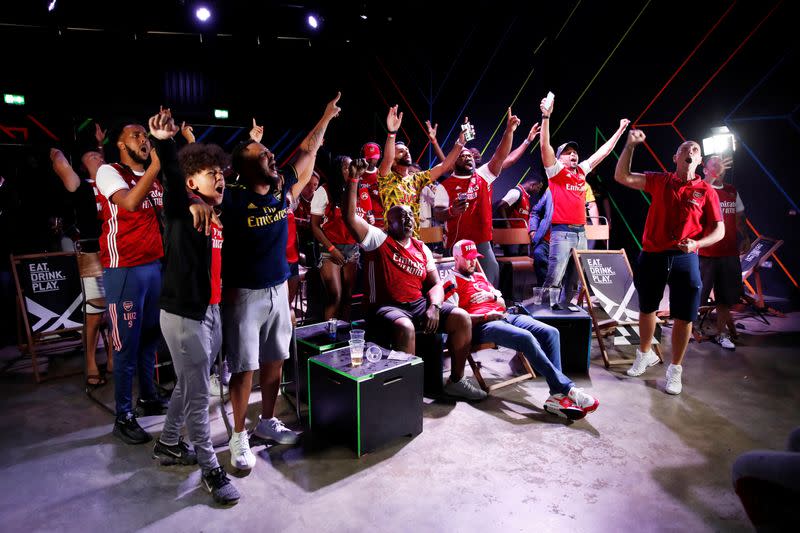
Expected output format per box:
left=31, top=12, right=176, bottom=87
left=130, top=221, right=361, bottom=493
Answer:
left=349, top=339, right=365, bottom=366
left=548, top=287, right=561, bottom=307
left=349, top=329, right=365, bottom=342
left=365, top=345, right=383, bottom=363
left=532, top=287, right=543, bottom=305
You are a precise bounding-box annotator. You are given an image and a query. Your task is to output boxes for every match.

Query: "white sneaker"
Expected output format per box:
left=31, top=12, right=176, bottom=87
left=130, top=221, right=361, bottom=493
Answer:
left=229, top=430, right=256, bottom=470
left=626, top=348, right=660, bottom=376
left=209, top=374, right=228, bottom=398
left=665, top=364, right=683, bottom=395
left=567, top=387, right=599, bottom=414
left=443, top=376, right=488, bottom=401
left=715, top=334, right=735, bottom=350
left=253, top=416, right=299, bottom=445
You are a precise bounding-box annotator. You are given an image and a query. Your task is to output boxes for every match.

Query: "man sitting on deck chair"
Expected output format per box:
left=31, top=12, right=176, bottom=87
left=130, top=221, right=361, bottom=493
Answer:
left=442, top=239, right=599, bottom=419
left=342, top=158, right=485, bottom=401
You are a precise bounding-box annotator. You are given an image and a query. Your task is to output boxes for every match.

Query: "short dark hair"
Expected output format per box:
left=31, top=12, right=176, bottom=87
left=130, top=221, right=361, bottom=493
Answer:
left=231, top=139, right=256, bottom=174
left=178, top=143, right=229, bottom=178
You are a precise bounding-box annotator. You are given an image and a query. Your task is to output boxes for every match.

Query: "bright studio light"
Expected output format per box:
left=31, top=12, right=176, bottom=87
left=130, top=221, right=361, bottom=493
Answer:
left=702, top=126, right=736, bottom=156
left=307, top=15, right=319, bottom=29
left=48, top=0, right=57, bottom=12
left=196, top=6, right=211, bottom=22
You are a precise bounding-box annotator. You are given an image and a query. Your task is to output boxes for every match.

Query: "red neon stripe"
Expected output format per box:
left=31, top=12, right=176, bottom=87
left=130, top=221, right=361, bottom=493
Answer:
left=673, top=1, right=782, bottom=122
left=640, top=140, right=669, bottom=173
left=633, top=122, right=674, bottom=128
left=746, top=219, right=797, bottom=288
left=375, top=57, right=428, bottom=138
left=633, top=1, right=736, bottom=126
left=367, top=73, right=413, bottom=142
left=26, top=115, right=59, bottom=141
left=671, top=124, right=686, bottom=142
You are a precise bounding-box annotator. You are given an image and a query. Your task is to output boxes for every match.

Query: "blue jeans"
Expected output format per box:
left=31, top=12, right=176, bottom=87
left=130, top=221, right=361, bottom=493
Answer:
left=532, top=241, right=549, bottom=286
left=544, top=227, right=587, bottom=305
left=474, top=314, right=573, bottom=395
left=103, top=261, right=162, bottom=416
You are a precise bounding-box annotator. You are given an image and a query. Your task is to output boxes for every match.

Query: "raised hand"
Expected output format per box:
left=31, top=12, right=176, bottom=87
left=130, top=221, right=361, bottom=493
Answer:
left=250, top=118, right=264, bottom=143
left=425, top=120, right=438, bottom=142
left=540, top=95, right=554, bottom=115
left=627, top=129, right=646, bottom=145
left=180, top=121, right=196, bottom=143
left=148, top=108, right=179, bottom=140
left=324, top=91, right=342, bottom=120
left=94, top=123, right=107, bottom=145
left=527, top=122, right=541, bottom=142
left=506, top=107, right=521, bottom=131
left=348, top=157, right=369, bottom=180
left=387, top=105, right=403, bottom=132
left=619, top=118, right=631, bottom=131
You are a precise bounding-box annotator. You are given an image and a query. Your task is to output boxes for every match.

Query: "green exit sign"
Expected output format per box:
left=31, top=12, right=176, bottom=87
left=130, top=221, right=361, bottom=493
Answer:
left=214, top=109, right=229, bottom=119
left=4, top=94, right=25, bottom=105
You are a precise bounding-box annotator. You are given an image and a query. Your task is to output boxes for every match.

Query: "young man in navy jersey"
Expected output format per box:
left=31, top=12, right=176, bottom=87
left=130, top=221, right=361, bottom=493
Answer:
left=223, top=94, right=341, bottom=470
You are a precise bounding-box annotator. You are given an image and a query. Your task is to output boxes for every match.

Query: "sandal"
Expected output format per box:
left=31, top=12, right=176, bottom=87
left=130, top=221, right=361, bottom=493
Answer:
left=86, top=374, right=107, bottom=389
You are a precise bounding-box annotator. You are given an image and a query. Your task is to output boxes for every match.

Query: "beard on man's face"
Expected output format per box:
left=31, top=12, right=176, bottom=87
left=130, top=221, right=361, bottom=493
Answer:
left=125, top=145, right=148, bottom=165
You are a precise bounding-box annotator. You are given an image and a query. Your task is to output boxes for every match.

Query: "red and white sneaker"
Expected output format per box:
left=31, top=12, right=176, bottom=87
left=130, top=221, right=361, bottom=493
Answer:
left=568, top=387, right=599, bottom=415
left=544, top=394, right=586, bottom=420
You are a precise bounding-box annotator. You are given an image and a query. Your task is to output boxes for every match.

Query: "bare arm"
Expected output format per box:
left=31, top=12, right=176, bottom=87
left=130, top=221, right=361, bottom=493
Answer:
left=614, top=130, right=648, bottom=191
left=425, top=120, right=446, bottom=162
left=585, top=118, right=630, bottom=170
left=587, top=201, right=600, bottom=223
left=50, top=149, right=81, bottom=192
left=430, top=130, right=466, bottom=181
left=378, top=105, right=403, bottom=177
left=343, top=159, right=370, bottom=242
left=539, top=96, right=556, bottom=168
left=486, top=107, right=520, bottom=176
left=680, top=220, right=725, bottom=253
left=292, top=92, right=342, bottom=192
left=503, top=122, right=540, bottom=170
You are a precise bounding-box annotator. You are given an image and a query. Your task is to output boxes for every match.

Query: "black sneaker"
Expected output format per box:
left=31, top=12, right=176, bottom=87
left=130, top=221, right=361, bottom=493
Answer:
left=152, top=438, right=198, bottom=466
left=202, top=466, right=240, bottom=506
left=113, top=413, right=152, bottom=444
left=137, top=396, right=169, bottom=416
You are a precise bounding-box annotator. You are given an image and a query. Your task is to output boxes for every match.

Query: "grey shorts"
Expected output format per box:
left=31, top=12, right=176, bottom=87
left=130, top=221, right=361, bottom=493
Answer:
left=319, top=243, right=360, bottom=267
left=223, top=282, right=292, bottom=374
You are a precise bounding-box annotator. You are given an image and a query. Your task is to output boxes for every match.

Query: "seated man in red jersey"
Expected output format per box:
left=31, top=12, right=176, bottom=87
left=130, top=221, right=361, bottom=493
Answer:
left=443, top=239, right=599, bottom=419
left=343, top=159, right=485, bottom=401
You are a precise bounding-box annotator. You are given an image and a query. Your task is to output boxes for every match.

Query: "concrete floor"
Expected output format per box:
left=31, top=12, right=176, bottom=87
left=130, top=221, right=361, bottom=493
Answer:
left=1, top=309, right=798, bottom=533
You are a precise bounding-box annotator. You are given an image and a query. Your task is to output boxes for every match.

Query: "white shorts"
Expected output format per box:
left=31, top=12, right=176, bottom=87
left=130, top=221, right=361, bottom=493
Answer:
left=223, top=282, right=292, bottom=374
left=82, top=276, right=106, bottom=315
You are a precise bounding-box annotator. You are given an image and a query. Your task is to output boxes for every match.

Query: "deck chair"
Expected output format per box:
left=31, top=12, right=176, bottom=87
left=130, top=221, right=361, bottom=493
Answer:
left=585, top=216, right=610, bottom=250
left=572, top=249, right=663, bottom=368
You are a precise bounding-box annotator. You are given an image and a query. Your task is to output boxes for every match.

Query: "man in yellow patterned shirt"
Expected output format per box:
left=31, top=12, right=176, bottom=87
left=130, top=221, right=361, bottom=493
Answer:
left=377, top=105, right=465, bottom=235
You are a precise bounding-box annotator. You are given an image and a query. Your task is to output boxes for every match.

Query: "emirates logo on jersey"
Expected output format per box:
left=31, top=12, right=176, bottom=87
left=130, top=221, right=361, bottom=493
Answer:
left=122, top=300, right=134, bottom=312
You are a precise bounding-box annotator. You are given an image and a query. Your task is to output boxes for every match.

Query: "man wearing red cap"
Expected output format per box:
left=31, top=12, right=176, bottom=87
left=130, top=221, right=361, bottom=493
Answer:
left=360, top=142, right=383, bottom=225
left=539, top=94, right=629, bottom=306
left=443, top=239, right=599, bottom=419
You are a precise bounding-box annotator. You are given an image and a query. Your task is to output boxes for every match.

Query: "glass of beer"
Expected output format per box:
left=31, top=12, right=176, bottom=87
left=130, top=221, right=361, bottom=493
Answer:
left=349, top=339, right=365, bottom=367
left=532, top=287, right=543, bottom=305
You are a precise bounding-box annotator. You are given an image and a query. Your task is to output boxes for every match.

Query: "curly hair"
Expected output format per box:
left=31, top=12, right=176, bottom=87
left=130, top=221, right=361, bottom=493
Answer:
left=178, top=143, right=229, bottom=178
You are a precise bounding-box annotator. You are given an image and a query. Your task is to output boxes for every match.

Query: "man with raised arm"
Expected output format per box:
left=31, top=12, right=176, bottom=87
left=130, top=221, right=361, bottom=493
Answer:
left=432, top=109, right=520, bottom=285
left=344, top=158, right=484, bottom=401
left=377, top=106, right=465, bottom=235
left=223, top=93, right=341, bottom=470
left=614, top=129, right=724, bottom=394
left=539, top=94, right=629, bottom=306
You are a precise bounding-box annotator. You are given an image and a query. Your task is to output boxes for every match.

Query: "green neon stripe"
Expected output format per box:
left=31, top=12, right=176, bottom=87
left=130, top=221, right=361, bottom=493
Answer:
left=307, top=359, right=312, bottom=428
left=555, top=0, right=582, bottom=41
left=356, top=383, right=362, bottom=457
left=481, top=66, right=536, bottom=156
left=551, top=0, right=651, bottom=139
left=76, top=118, right=93, bottom=132
left=594, top=127, right=650, bottom=205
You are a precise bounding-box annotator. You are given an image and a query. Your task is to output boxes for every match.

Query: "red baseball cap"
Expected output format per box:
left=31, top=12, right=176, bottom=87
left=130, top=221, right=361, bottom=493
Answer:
left=362, top=142, right=381, bottom=159
left=453, top=239, right=483, bottom=260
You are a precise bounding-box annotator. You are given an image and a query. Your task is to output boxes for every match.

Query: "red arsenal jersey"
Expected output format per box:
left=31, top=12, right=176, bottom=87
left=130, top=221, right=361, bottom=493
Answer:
left=546, top=160, right=591, bottom=225
left=361, top=169, right=383, bottom=223
left=436, top=165, right=496, bottom=246
left=642, top=172, right=722, bottom=253
left=361, top=226, right=434, bottom=305
left=96, top=163, right=164, bottom=268
left=209, top=222, right=223, bottom=304
left=508, top=185, right=531, bottom=229
left=443, top=271, right=504, bottom=315
left=311, top=184, right=371, bottom=245
left=286, top=208, right=299, bottom=264
left=699, top=182, right=742, bottom=257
